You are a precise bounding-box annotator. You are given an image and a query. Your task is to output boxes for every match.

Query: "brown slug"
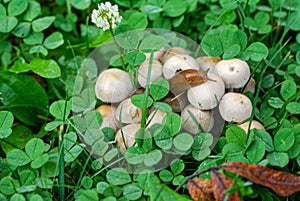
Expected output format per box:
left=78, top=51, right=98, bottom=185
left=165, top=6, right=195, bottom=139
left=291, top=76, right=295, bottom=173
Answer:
left=169, top=69, right=216, bottom=95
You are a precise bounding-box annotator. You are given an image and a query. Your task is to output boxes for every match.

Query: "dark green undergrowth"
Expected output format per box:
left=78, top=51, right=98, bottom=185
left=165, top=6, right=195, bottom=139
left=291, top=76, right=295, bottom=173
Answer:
left=0, top=0, right=300, bottom=200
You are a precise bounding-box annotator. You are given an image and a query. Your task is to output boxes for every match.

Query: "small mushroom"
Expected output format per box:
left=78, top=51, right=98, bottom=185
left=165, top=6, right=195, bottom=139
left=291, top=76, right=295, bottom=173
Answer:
left=214, top=58, right=250, bottom=89
left=144, top=48, right=165, bottom=61
left=115, top=98, right=142, bottom=124
left=218, top=92, right=253, bottom=123
left=187, top=73, right=225, bottom=110
left=96, top=105, right=119, bottom=131
left=138, top=59, right=163, bottom=88
left=163, top=54, right=199, bottom=80
left=160, top=46, right=189, bottom=64
left=181, top=104, right=214, bottom=134
left=238, top=120, right=265, bottom=132
left=196, top=56, right=221, bottom=74
left=95, top=68, right=133, bottom=103
left=115, top=123, right=140, bottom=153
left=146, top=109, right=168, bottom=128
left=243, top=77, right=256, bottom=94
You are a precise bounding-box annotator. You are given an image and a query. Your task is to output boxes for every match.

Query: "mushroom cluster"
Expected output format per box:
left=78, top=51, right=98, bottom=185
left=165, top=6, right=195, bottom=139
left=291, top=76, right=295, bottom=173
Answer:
left=94, top=46, right=264, bottom=152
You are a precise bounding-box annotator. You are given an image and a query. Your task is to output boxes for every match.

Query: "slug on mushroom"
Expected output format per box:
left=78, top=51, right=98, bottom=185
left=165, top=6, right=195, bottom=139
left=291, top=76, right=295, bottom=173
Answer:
left=169, top=69, right=216, bottom=95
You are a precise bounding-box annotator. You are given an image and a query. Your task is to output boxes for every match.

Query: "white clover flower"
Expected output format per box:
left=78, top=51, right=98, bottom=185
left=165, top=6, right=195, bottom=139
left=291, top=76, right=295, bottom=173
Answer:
left=91, top=2, right=122, bottom=31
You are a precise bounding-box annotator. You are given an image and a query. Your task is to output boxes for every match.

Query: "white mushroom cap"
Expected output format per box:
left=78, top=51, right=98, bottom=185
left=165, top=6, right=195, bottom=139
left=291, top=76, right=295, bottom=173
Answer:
left=187, top=73, right=225, bottom=110
left=146, top=109, right=168, bottom=128
left=115, top=98, right=142, bottom=124
left=181, top=104, right=214, bottom=134
left=238, top=120, right=265, bottom=132
left=115, top=123, right=140, bottom=153
left=160, top=46, right=189, bottom=64
left=196, top=56, right=221, bottom=74
left=218, top=92, right=253, bottom=123
left=96, top=105, right=119, bottom=131
left=138, top=60, right=163, bottom=88
left=163, top=54, right=199, bottom=80
left=95, top=68, right=134, bottom=103
left=144, top=48, right=165, bottom=61
left=215, top=58, right=250, bottom=89
left=243, top=77, right=256, bottom=94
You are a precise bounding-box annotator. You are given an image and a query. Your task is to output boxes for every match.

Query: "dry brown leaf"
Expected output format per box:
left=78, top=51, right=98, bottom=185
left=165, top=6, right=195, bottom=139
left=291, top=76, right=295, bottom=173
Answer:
left=188, top=178, right=215, bottom=201
left=220, top=161, right=300, bottom=196
left=211, top=171, right=241, bottom=201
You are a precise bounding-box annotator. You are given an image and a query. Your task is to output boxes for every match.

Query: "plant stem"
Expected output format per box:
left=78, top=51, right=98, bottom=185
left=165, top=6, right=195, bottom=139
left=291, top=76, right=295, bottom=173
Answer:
left=66, top=0, right=78, bottom=38
left=85, top=16, right=90, bottom=57
left=109, top=28, right=126, bottom=71
left=58, top=96, right=71, bottom=201
left=58, top=124, right=65, bottom=201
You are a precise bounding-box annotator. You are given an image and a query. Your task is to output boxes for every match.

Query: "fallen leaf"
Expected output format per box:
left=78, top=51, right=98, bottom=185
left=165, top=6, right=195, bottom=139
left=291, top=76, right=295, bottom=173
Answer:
left=219, top=161, right=300, bottom=196
left=211, top=171, right=241, bottom=201
left=188, top=178, right=215, bottom=201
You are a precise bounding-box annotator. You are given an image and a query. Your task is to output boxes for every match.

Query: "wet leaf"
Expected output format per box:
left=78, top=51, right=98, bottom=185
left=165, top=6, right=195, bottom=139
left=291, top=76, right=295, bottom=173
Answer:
left=211, top=171, right=240, bottom=201
left=187, top=178, right=215, bottom=201
left=220, top=161, right=300, bottom=196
